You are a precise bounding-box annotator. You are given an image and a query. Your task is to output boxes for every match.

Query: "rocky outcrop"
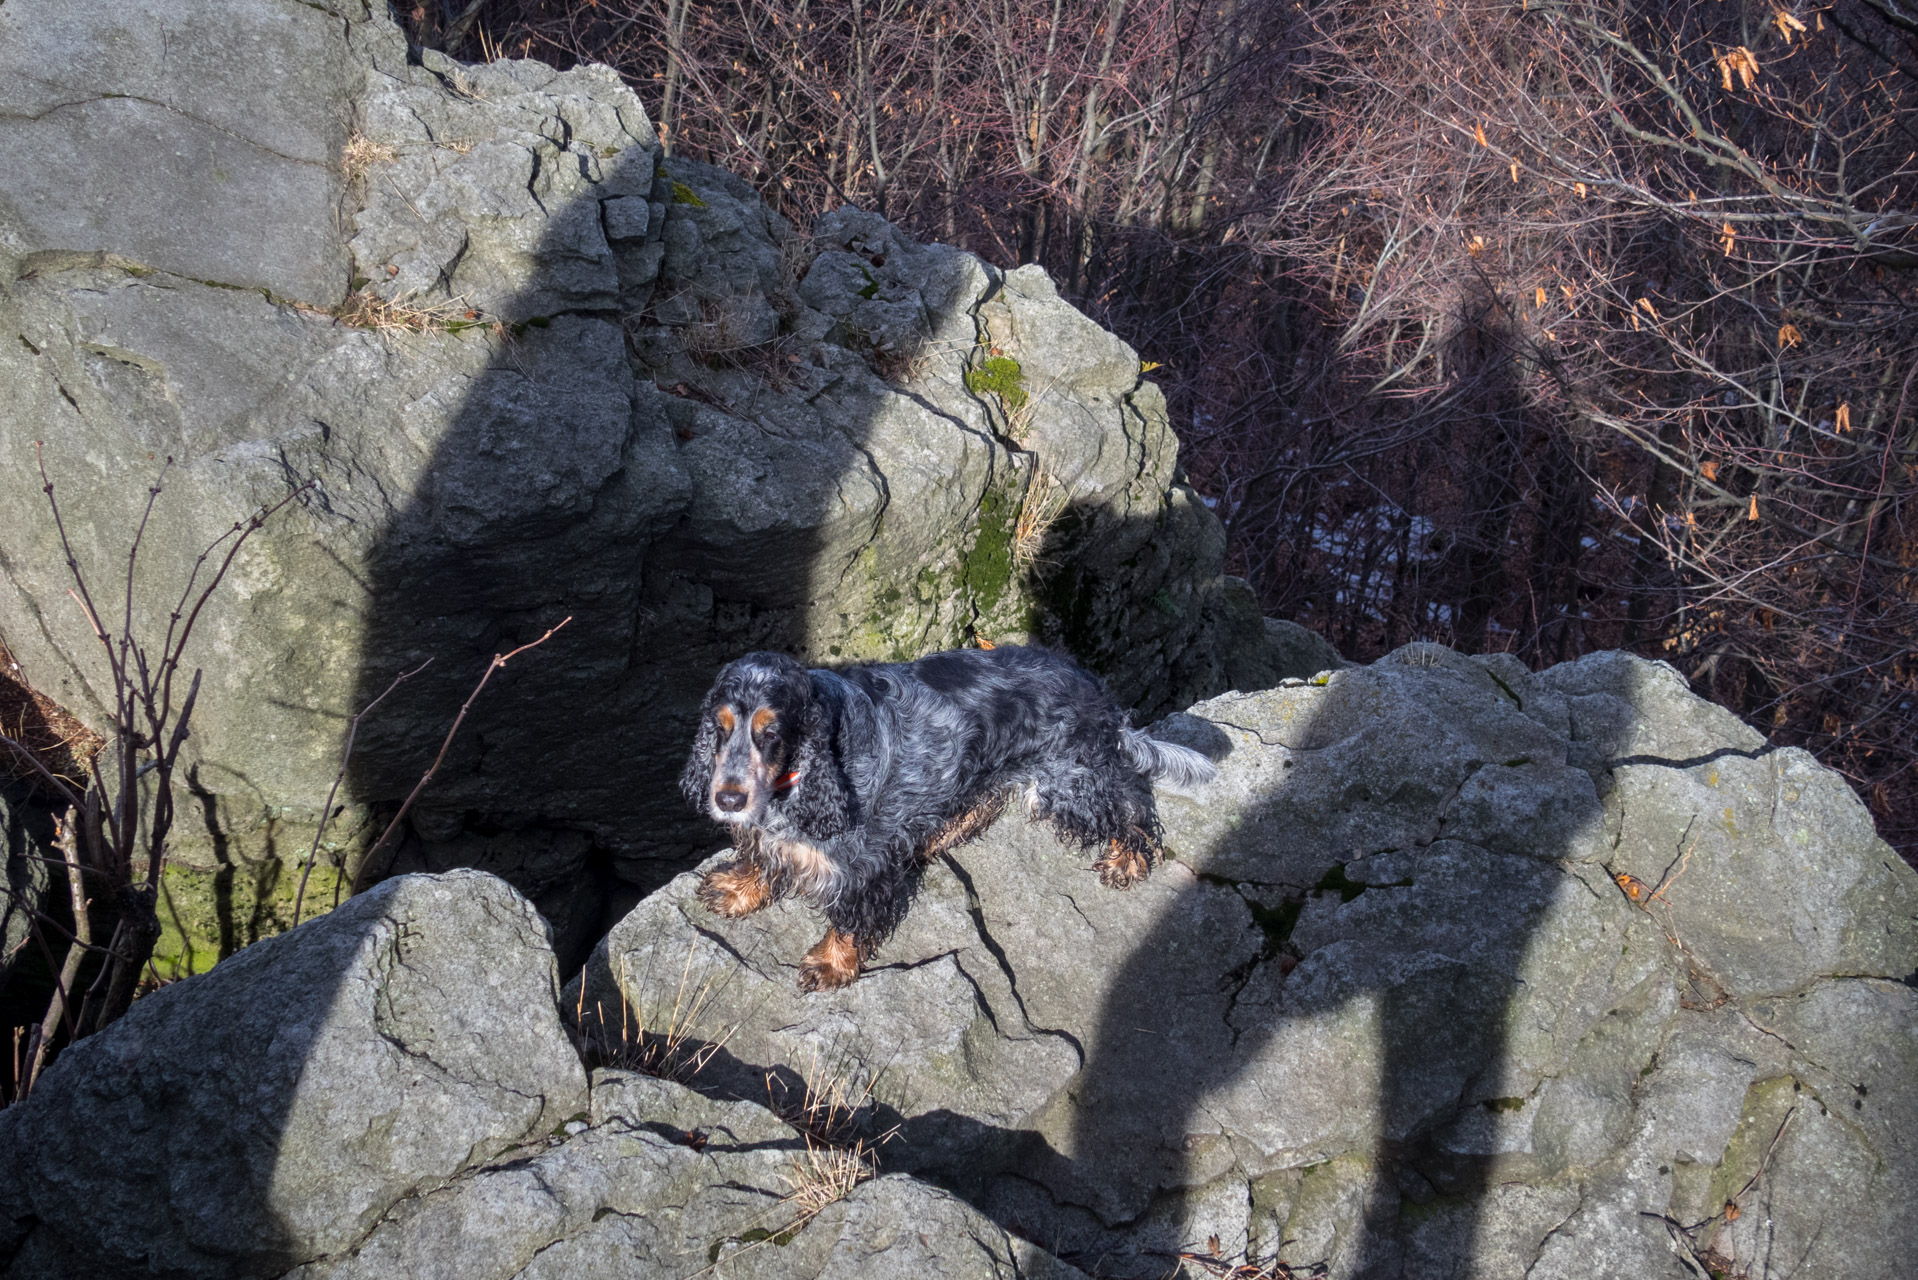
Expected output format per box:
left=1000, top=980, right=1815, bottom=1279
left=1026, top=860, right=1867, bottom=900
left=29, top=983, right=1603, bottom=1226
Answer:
left=2, top=654, right=1909, bottom=1279
left=0, top=0, right=1302, bottom=965
left=0, top=870, right=586, bottom=1277
left=574, top=646, right=1918, bottom=1279
left=0, top=869, right=1085, bottom=1279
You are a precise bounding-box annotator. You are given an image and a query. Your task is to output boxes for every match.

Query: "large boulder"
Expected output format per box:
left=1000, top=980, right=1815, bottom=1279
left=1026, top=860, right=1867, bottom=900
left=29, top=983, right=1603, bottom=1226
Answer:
left=0, top=869, right=1084, bottom=1279
left=0, top=870, right=587, bottom=1277
left=282, top=1071, right=1085, bottom=1280
left=574, top=646, right=1918, bottom=1279
left=0, top=0, right=1303, bottom=965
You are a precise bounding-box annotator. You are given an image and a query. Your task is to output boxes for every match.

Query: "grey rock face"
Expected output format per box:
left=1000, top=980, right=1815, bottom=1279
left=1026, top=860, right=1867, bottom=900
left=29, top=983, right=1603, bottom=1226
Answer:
left=0, top=0, right=1315, bottom=959
left=0, top=0, right=360, bottom=306
left=577, top=647, right=1918, bottom=1279
left=283, top=1070, right=1084, bottom=1280
left=1, top=873, right=1077, bottom=1279
left=281, top=1071, right=803, bottom=1280
left=727, top=1174, right=1092, bottom=1280
left=0, top=870, right=586, bottom=1278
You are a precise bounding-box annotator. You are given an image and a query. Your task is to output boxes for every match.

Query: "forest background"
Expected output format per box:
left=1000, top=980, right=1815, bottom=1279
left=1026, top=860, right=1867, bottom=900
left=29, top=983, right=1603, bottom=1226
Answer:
left=403, top=0, right=1918, bottom=863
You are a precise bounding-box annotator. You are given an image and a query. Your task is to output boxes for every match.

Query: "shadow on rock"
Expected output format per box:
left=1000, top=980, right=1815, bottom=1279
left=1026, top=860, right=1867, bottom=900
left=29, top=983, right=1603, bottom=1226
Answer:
left=577, top=638, right=1918, bottom=1279
left=0, top=870, right=586, bottom=1277
left=326, top=33, right=1253, bottom=974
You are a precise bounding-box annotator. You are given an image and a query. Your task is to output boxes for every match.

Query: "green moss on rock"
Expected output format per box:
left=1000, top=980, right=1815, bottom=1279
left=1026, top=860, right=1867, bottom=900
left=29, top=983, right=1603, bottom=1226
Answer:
left=963, top=489, right=1017, bottom=617
left=152, top=858, right=344, bottom=979
left=964, top=356, right=1029, bottom=412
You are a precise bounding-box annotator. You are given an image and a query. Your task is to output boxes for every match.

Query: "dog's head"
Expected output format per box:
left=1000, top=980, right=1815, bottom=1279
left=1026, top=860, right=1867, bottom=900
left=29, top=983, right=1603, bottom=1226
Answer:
left=681, top=652, right=852, bottom=836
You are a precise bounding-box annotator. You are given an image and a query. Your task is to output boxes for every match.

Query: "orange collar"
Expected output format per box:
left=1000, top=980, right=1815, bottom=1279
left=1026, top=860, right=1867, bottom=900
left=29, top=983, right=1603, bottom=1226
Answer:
left=775, top=771, right=802, bottom=790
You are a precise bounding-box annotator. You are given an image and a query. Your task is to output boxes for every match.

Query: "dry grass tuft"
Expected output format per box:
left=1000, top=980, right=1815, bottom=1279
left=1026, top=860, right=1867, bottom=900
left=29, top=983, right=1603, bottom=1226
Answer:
left=1393, top=641, right=1449, bottom=669
left=1012, top=466, right=1069, bottom=570
left=1173, top=1243, right=1314, bottom=1278
left=778, top=228, right=820, bottom=287
left=574, top=948, right=737, bottom=1084
left=770, top=1046, right=884, bottom=1221
left=866, top=337, right=931, bottom=385
left=752, top=1040, right=890, bottom=1223
left=334, top=291, right=496, bottom=336
left=780, top=1138, right=874, bottom=1220
left=678, top=294, right=778, bottom=366
left=568, top=953, right=883, bottom=1258
left=669, top=292, right=826, bottom=393
left=340, top=134, right=400, bottom=184
left=773, top=1039, right=892, bottom=1146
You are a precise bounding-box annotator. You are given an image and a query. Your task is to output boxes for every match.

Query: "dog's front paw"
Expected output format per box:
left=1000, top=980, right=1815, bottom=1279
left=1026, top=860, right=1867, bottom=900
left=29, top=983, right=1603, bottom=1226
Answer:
left=1094, top=841, right=1152, bottom=889
left=797, top=928, right=863, bottom=991
left=696, top=863, right=771, bottom=918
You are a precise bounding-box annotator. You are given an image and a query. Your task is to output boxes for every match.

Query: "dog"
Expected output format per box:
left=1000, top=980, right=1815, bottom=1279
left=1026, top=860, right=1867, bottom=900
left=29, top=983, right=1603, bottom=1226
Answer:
left=680, top=644, right=1216, bottom=990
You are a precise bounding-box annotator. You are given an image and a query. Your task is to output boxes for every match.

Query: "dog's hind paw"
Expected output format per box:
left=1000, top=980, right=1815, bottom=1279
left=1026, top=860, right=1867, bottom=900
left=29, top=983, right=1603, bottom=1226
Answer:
left=798, top=928, right=863, bottom=991
left=696, top=862, right=772, bottom=917
left=1094, top=840, right=1152, bottom=889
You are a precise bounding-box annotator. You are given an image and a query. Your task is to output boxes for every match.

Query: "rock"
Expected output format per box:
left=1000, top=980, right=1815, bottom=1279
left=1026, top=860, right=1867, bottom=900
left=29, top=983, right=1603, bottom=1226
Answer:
left=0, top=0, right=1298, bottom=963
left=0, top=0, right=359, bottom=307
left=0, top=782, right=56, bottom=993
left=0, top=870, right=586, bottom=1278
left=3, top=946, right=1085, bottom=1279
left=279, top=1071, right=800, bottom=1280
left=577, top=646, right=1918, bottom=1279
left=1214, top=578, right=1347, bottom=692
left=728, top=1174, right=1091, bottom=1280
left=277, top=1070, right=1084, bottom=1280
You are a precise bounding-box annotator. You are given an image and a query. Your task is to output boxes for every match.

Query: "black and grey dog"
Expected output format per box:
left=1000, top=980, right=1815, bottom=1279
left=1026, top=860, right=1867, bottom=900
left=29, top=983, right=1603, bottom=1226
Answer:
left=680, top=645, right=1216, bottom=990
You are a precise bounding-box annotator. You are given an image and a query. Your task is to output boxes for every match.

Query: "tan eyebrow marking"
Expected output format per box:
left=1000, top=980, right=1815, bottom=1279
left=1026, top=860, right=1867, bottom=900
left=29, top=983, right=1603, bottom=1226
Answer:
left=751, top=707, right=776, bottom=734
left=716, top=706, right=737, bottom=733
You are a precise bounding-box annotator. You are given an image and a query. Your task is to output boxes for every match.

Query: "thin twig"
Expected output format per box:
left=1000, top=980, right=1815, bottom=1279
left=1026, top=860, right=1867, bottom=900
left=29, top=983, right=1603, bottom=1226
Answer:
left=26, top=817, right=91, bottom=1092
left=293, top=658, right=433, bottom=927
left=350, top=618, right=572, bottom=894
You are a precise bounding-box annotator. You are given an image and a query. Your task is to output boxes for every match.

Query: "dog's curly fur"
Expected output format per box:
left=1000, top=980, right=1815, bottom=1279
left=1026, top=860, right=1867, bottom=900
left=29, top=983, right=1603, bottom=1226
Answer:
left=680, top=645, right=1216, bottom=990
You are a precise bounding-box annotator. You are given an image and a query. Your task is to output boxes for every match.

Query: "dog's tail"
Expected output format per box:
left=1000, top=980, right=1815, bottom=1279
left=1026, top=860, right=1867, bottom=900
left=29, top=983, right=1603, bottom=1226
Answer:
left=1122, top=729, right=1218, bottom=791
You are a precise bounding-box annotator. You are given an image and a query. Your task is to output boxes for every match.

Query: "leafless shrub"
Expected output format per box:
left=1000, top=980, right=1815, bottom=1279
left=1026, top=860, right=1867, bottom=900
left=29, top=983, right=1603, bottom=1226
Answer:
left=0, top=451, right=309, bottom=1095
left=1232, top=0, right=1917, bottom=851
left=345, top=617, right=572, bottom=895
left=0, top=454, right=570, bottom=1100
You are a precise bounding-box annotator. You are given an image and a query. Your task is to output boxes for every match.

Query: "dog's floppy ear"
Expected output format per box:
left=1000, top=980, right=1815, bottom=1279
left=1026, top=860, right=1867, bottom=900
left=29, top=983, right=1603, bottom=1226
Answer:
left=783, top=684, right=854, bottom=837
left=680, top=689, right=720, bottom=812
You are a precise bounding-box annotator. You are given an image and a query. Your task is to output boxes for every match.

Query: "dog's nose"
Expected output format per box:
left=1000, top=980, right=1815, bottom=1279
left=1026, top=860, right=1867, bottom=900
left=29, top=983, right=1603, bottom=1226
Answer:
left=714, top=787, right=749, bottom=812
